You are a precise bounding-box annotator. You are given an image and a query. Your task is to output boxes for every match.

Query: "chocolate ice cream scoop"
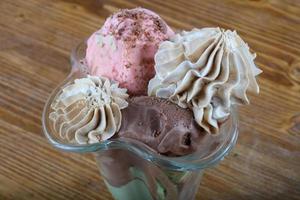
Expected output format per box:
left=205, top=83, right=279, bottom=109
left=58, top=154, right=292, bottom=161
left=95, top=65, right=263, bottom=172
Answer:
left=115, top=96, right=206, bottom=156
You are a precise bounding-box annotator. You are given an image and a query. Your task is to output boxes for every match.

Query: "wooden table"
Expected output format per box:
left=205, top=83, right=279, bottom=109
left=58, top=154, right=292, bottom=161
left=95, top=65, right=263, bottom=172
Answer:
left=0, top=0, right=299, bottom=199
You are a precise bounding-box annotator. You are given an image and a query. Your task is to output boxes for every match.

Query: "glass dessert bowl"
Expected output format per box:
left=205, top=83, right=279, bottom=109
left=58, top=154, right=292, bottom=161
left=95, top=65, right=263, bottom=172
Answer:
left=42, top=41, right=239, bottom=200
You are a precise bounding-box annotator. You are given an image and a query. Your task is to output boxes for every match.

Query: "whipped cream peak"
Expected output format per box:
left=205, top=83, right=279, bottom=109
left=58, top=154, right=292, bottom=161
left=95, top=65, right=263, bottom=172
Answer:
left=148, top=27, right=262, bottom=134
left=50, top=75, right=129, bottom=144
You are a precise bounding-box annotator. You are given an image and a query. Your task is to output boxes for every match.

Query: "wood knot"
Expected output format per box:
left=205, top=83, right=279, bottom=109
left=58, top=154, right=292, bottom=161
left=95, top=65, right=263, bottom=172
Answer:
left=288, top=60, right=300, bottom=84
left=15, top=13, right=26, bottom=22
left=288, top=113, right=300, bottom=136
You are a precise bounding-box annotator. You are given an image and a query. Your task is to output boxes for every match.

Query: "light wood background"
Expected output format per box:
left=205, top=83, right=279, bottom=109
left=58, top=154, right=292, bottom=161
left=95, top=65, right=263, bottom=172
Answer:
left=0, top=0, right=299, bottom=199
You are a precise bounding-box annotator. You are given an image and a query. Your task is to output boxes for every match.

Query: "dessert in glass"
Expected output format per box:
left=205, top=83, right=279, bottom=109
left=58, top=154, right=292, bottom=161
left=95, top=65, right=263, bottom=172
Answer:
left=42, top=8, right=261, bottom=200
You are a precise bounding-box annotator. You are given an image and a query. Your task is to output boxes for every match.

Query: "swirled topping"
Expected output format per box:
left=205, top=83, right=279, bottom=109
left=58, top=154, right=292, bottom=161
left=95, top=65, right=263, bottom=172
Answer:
left=148, top=27, right=262, bottom=134
left=49, top=75, right=129, bottom=144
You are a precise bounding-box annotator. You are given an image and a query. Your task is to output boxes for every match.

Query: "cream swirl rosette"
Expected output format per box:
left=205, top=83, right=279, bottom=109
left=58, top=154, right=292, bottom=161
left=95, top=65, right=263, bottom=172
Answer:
left=50, top=75, right=129, bottom=144
left=148, top=27, right=262, bottom=134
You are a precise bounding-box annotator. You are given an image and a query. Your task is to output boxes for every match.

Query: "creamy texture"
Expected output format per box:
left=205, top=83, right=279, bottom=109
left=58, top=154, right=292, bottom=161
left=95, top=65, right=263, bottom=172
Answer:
left=96, top=149, right=178, bottom=199
left=49, top=76, right=129, bottom=144
left=148, top=27, right=262, bottom=134
left=115, top=96, right=205, bottom=156
left=86, top=8, right=175, bottom=95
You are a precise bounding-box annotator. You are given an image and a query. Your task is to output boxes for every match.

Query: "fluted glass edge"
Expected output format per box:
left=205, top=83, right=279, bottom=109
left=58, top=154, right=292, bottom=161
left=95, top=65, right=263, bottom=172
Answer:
left=42, top=41, right=239, bottom=171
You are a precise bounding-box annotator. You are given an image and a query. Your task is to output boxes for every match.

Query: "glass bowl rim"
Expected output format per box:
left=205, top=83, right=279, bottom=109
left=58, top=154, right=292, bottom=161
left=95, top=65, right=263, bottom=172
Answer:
left=42, top=40, right=239, bottom=171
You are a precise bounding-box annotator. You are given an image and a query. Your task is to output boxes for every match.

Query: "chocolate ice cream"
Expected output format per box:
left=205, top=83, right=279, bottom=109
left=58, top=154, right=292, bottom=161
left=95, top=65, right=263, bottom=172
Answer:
left=116, top=96, right=205, bottom=156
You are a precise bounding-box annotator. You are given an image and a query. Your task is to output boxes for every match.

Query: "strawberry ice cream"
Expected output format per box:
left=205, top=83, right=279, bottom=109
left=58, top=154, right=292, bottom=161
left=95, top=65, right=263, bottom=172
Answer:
left=86, top=8, right=175, bottom=95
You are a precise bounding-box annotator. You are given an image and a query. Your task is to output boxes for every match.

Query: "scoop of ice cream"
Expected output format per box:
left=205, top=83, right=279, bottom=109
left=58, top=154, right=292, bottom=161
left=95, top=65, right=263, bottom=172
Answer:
left=49, top=75, right=129, bottom=144
left=148, top=27, right=262, bottom=134
left=96, top=149, right=178, bottom=198
left=86, top=8, right=175, bottom=96
left=115, top=96, right=205, bottom=156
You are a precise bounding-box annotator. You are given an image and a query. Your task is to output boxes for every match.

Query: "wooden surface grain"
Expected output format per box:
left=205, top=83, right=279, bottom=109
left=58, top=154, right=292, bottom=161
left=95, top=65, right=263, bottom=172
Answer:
left=0, top=0, right=300, bottom=199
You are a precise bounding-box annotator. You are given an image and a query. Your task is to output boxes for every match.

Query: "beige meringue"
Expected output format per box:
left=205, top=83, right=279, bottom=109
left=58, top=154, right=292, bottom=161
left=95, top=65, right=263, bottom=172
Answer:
left=148, top=27, right=262, bottom=134
left=50, top=75, right=129, bottom=144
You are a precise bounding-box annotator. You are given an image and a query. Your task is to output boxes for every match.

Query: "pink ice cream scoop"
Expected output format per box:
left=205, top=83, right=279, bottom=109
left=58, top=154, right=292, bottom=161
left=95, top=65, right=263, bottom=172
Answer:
left=86, top=8, right=175, bottom=95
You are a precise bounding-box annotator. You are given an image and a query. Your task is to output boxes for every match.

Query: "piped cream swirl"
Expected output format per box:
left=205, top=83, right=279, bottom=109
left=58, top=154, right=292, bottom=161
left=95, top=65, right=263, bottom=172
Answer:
left=148, top=27, right=262, bottom=134
left=50, top=75, right=129, bottom=144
